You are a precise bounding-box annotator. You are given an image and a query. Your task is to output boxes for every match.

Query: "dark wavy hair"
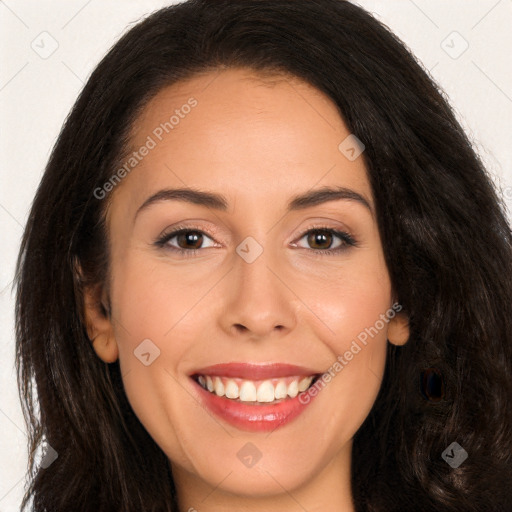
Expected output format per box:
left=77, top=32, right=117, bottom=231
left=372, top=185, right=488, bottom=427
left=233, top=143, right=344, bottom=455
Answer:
left=15, top=1, right=512, bottom=510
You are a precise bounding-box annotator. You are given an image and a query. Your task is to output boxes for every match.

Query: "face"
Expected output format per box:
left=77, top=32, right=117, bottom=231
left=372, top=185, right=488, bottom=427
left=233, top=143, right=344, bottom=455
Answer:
left=86, top=68, right=409, bottom=507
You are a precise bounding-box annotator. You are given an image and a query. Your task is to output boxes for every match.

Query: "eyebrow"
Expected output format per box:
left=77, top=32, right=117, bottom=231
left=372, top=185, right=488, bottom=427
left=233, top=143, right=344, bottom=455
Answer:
left=134, top=185, right=372, bottom=219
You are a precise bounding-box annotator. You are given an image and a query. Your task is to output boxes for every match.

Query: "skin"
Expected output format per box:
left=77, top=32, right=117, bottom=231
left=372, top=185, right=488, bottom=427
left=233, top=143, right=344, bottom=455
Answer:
left=85, top=67, right=410, bottom=512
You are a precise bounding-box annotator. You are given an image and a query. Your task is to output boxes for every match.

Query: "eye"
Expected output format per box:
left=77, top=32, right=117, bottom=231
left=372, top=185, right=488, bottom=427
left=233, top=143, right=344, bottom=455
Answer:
left=154, top=224, right=357, bottom=257
left=155, top=227, right=217, bottom=254
left=293, top=227, right=357, bottom=254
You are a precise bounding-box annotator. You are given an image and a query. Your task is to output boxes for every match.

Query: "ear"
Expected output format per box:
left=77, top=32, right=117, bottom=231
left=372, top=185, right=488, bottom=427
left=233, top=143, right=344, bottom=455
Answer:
left=83, top=283, right=119, bottom=363
left=387, top=310, right=410, bottom=346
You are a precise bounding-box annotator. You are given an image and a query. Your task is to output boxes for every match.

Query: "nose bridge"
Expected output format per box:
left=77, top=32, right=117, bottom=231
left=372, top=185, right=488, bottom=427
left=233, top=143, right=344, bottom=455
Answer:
left=222, top=235, right=296, bottom=337
left=237, top=238, right=276, bottom=297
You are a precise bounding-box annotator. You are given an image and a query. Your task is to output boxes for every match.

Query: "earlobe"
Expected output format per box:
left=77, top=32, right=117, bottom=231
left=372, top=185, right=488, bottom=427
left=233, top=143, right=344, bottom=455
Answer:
left=387, top=312, right=410, bottom=346
left=91, top=332, right=119, bottom=363
left=83, top=284, right=119, bottom=363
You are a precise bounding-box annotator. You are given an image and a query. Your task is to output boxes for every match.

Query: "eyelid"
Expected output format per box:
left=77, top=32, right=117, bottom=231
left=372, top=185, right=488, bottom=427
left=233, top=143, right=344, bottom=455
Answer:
left=291, top=223, right=357, bottom=252
left=154, top=222, right=222, bottom=249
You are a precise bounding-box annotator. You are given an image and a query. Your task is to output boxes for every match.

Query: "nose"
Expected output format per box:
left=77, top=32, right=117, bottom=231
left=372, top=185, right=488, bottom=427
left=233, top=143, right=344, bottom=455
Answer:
left=219, top=243, right=298, bottom=340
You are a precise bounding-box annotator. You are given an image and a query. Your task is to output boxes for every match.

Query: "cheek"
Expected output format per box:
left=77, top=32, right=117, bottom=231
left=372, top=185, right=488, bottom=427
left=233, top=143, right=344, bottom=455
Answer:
left=107, top=254, right=191, bottom=402
left=301, top=252, right=392, bottom=351
left=301, top=254, right=392, bottom=404
left=109, top=251, right=205, bottom=353
left=302, top=287, right=391, bottom=449
left=107, top=255, right=201, bottom=465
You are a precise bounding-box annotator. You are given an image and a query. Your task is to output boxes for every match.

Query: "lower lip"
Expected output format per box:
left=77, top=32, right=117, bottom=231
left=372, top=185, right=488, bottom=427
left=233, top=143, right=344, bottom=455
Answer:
left=192, top=378, right=318, bottom=432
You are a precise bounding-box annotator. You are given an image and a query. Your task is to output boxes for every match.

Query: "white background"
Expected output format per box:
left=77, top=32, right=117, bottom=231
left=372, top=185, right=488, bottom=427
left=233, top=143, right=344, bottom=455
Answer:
left=1, top=1, right=511, bottom=510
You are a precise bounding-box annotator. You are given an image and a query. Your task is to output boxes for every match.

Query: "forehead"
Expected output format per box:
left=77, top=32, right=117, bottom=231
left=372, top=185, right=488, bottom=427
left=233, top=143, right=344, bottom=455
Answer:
left=108, top=67, right=371, bottom=219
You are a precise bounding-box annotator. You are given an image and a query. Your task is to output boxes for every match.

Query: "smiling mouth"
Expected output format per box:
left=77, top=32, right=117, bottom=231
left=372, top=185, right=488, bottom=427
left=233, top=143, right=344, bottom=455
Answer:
left=192, top=374, right=321, bottom=404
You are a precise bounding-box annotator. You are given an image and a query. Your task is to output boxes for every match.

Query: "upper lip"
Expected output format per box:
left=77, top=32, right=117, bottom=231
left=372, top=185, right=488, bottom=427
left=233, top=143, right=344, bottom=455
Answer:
left=190, top=363, right=321, bottom=380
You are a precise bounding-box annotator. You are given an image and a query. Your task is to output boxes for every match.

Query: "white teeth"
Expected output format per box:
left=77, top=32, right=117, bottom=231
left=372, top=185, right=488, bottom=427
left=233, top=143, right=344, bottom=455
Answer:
left=274, top=380, right=287, bottom=399
left=287, top=380, right=298, bottom=398
left=256, top=380, right=275, bottom=402
left=298, top=376, right=313, bottom=392
left=213, top=376, right=225, bottom=397
left=239, top=381, right=257, bottom=402
left=197, top=374, right=316, bottom=402
left=225, top=379, right=239, bottom=399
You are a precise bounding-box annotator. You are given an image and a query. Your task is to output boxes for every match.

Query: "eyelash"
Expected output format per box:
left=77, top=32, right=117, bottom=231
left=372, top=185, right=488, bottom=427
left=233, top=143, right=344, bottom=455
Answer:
left=154, top=223, right=358, bottom=257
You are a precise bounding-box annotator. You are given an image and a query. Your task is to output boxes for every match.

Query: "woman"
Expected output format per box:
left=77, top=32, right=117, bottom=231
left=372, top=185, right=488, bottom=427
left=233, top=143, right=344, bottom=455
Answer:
left=15, top=1, right=512, bottom=510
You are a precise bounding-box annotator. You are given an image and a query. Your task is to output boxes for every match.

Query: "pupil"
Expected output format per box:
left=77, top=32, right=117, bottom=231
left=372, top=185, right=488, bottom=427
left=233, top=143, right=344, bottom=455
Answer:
left=179, top=231, right=202, bottom=249
left=309, top=230, right=331, bottom=249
